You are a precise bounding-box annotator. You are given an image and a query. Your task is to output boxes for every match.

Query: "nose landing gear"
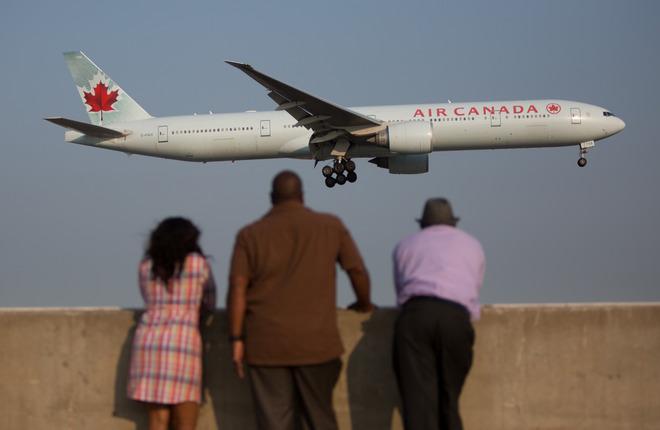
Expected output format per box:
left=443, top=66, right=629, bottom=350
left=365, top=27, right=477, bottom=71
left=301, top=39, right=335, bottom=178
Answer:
left=321, top=158, right=357, bottom=188
left=577, top=140, right=595, bottom=167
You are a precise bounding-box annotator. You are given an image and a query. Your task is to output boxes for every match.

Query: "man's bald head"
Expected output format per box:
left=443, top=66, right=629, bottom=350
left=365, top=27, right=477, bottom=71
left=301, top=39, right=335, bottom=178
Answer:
left=270, top=170, right=304, bottom=205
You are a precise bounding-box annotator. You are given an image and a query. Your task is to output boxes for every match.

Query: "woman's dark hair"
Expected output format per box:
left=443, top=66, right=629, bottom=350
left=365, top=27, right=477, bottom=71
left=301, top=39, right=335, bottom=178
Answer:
left=146, top=217, right=203, bottom=282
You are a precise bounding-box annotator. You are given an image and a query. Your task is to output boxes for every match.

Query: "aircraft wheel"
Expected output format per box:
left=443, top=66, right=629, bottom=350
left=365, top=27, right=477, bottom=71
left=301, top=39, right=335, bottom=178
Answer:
left=322, top=165, right=334, bottom=177
left=334, top=162, right=345, bottom=174
left=577, top=157, right=587, bottom=167
left=325, top=177, right=336, bottom=188
left=336, top=173, right=347, bottom=185
left=346, top=171, right=357, bottom=183
left=345, top=160, right=356, bottom=172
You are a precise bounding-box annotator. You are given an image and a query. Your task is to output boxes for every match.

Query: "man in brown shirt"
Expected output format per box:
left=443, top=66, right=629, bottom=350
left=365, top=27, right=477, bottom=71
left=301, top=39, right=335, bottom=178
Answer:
left=227, top=170, right=373, bottom=430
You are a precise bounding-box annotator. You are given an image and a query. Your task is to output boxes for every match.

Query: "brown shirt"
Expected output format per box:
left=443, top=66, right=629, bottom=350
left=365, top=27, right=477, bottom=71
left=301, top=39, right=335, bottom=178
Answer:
left=230, top=200, right=366, bottom=366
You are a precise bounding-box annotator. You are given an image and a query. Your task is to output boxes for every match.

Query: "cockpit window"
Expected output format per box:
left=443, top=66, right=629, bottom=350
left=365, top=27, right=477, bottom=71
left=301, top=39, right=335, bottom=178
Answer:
left=603, top=111, right=616, bottom=117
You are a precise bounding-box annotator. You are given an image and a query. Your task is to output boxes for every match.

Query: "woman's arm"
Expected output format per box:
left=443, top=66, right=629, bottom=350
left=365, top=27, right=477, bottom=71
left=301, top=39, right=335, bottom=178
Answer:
left=201, top=261, right=217, bottom=312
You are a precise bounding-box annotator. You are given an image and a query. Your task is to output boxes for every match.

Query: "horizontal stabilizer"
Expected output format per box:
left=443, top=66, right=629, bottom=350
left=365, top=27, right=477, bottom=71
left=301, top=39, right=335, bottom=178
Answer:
left=44, top=117, right=126, bottom=139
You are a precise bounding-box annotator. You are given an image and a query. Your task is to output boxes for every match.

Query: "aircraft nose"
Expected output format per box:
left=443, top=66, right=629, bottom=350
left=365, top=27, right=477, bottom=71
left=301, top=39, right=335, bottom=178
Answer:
left=615, top=117, right=626, bottom=133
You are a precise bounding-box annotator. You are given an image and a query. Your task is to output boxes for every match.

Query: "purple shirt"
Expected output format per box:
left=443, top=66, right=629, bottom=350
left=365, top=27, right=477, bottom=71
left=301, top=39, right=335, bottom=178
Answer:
left=393, top=225, right=485, bottom=320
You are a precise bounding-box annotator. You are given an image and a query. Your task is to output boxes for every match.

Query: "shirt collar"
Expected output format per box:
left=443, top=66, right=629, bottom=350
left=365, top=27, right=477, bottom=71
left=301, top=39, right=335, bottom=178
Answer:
left=267, top=200, right=305, bottom=214
left=423, top=224, right=457, bottom=232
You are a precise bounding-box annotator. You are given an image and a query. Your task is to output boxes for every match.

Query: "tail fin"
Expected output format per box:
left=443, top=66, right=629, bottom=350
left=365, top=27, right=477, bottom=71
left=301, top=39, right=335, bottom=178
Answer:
left=63, top=51, right=151, bottom=125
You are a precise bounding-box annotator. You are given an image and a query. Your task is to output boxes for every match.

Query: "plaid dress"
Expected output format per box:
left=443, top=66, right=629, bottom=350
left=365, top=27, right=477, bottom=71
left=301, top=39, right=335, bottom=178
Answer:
left=127, top=253, right=216, bottom=404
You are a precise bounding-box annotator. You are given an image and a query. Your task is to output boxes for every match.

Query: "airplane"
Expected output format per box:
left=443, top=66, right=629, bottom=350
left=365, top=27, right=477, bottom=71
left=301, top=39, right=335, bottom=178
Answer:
left=46, top=51, right=625, bottom=188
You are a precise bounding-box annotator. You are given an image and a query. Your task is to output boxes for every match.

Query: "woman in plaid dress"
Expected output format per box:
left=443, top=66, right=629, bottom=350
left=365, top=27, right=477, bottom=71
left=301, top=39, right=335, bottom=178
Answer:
left=128, top=217, right=216, bottom=430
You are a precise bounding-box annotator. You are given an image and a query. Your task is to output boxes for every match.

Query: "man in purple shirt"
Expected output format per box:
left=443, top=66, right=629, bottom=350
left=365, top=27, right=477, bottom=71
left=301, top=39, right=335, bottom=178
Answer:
left=392, top=198, right=485, bottom=430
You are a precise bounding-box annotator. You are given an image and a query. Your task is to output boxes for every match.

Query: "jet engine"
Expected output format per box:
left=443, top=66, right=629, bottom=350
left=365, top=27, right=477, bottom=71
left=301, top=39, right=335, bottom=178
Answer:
left=370, top=121, right=432, bottom=154
left=369, top=154, right=429, bottom=174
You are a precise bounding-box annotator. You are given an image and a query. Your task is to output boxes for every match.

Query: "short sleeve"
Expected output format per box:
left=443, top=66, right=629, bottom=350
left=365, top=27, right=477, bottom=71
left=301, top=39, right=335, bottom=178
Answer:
left=138, top=259, right=151, bottom=302
left=229, top=228, right=252, bottom=281
left=477, top=243, right=486, bottom=290
left=392, top=244, right=403, bottom=291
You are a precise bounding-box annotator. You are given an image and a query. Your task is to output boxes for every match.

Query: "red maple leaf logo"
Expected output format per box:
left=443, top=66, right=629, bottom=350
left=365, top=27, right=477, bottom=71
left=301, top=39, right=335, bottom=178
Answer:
left=546, top=103, right=561, bottom=114
left=83, top=82, right=119, bottom=112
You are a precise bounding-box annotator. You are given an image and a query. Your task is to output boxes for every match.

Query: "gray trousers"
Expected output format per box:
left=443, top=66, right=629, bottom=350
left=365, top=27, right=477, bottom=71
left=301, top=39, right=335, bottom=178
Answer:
left=248, top=359, right=342, bottom=430
left=393, top=296, right=475, bottom=430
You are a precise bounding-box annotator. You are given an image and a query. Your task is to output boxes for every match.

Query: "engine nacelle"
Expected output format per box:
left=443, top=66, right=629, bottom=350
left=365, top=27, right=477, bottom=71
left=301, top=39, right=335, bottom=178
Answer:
left=372, top=121, right=432, bottom=154
left=369, top=154, right=429, bottom=174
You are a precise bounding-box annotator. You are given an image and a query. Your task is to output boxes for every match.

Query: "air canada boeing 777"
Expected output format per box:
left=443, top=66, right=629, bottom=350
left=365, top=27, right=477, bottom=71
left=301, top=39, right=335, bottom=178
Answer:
left=46, top=52, right=625, bottom=188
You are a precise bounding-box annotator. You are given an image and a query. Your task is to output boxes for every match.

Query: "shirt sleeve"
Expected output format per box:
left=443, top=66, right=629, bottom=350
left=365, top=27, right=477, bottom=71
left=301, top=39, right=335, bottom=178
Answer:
left=392, top=244, right=402, bottom=291
left=477, top=245, right=486, bottom=292
left=229, top=229, right=252, bottom=281
left=337, top=221, right=365, bottom=273
left=138, top=260, right=150, bottom=304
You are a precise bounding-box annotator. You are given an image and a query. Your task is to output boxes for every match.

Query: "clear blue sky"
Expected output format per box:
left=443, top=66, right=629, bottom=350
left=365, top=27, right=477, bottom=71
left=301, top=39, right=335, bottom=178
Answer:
left=1, top=0, right=658, bottom=307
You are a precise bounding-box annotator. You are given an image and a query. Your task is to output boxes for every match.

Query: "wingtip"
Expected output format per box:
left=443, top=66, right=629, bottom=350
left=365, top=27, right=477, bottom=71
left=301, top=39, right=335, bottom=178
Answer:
left=225, top=60, right=252, bottom=69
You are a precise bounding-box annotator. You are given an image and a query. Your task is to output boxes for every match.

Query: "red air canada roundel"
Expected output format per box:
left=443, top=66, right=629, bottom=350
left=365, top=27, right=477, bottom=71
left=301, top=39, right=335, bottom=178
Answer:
left=83, top=81, right=119, bottom=112
left=546, top=103, right=561, bottom=114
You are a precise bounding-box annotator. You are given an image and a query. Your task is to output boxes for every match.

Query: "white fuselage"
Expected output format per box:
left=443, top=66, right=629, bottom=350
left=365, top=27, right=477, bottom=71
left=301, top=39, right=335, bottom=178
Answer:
left=64, top=99, right=625, bottom=162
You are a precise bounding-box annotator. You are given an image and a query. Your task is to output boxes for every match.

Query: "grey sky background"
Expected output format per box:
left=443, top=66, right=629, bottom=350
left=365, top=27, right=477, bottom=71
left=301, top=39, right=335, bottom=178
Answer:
left=1, top=0, right=658, bottom=308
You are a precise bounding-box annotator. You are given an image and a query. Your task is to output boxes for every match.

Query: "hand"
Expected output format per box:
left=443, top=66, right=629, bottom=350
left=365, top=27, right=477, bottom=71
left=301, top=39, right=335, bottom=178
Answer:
left=347, top=301, right=376, bottom=313
left=232, top=340, right=245, bottom=379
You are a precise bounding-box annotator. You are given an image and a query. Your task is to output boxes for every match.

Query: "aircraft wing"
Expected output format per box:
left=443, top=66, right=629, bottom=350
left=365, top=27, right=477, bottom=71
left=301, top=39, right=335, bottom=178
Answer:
left=44, top=117, right=126, bottom=139
left=225, top=62, right=382, bottom=138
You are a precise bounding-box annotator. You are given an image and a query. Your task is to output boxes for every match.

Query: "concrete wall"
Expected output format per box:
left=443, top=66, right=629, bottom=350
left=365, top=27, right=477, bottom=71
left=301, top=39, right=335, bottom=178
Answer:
left=1, top=304, right=658, bottom=429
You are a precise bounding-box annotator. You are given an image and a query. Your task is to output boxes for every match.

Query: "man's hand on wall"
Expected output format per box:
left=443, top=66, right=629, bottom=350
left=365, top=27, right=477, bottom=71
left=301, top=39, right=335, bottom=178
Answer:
left=347, top=301, right=376, bottom=313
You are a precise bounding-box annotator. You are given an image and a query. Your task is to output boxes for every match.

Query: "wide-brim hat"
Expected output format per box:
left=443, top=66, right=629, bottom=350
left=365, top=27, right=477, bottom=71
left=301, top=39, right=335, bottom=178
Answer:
left=416, top=198, right=459, bottom=227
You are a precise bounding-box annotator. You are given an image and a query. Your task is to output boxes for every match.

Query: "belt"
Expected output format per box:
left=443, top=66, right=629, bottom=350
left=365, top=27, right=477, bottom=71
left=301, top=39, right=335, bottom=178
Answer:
left=404, top=295, right=469, bottom=316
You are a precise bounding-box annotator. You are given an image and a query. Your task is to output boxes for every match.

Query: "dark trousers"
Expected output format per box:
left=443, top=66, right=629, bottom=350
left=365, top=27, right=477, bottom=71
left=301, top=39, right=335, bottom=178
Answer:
left=248, top=359, right=342, bottom=430
left=393, top=297, right=475, bottom=430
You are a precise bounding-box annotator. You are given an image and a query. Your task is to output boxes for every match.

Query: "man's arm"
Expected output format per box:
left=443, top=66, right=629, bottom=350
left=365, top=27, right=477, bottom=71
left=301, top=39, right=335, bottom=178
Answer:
left=226, top=274, right=248, bottom=378
left=346, top=267, right=374, bottom=313
left=336, top=220, right=375, bottom=312
left=227, top=230, right=252, bottom=379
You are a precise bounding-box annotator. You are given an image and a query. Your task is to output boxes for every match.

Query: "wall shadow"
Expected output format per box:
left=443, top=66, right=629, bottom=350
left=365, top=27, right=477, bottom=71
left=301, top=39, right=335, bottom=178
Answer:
left=111, top=310, right=256, bottom=429
left=112, top=310, right=148, bottom=429
left=112, top=310, right=402, bottom=429
left=347, top=310, right=401, bottom=429
left=201, top=311, right=256, bottom=429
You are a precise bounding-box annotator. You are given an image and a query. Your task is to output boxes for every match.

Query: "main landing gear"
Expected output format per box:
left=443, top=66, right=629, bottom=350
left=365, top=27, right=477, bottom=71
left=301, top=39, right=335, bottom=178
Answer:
left=577, top=140, right=595, bottom=167
left=322, top=159, right=357, bottom=188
